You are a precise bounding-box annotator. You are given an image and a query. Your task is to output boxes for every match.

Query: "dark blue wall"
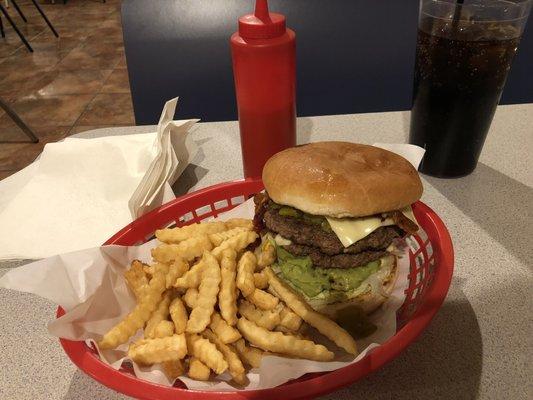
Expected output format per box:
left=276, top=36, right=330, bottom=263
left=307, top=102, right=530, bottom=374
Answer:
left=122, top=0, right=533, bottom=124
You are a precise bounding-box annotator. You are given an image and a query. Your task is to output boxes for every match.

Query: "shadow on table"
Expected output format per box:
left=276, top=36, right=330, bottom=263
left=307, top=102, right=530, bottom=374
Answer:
left=63, top=370, right=125, bottom=400
left=426, top=162, right=533, bottom=267
left=172, top=146, right=209, bottom=197
left=401, top=110, right=410, bottom=141
left=320, top=279, right=483, bottom=400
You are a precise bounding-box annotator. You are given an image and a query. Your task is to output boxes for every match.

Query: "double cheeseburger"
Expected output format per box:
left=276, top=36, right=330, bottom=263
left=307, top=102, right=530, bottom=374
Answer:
left=254, top=142, right=422, bottom=318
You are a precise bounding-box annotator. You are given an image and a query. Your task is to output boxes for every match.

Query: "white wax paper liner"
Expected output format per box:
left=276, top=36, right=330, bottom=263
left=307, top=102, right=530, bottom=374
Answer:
left=0, top=196, right=411, bottom=391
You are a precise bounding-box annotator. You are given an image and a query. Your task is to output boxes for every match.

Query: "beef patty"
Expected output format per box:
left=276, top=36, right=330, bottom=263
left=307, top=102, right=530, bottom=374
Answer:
left=263, top=208, right=405, bottom=269
left=263, top=209, right=401, bottom=256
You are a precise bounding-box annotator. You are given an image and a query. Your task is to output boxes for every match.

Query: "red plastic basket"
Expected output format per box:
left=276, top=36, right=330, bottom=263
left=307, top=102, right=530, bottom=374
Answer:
left=57, top=178, right=453, bottom=400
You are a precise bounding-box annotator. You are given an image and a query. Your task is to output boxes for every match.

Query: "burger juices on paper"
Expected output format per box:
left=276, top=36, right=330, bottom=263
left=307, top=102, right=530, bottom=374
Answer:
left=255, top=142, right=422, bottom=332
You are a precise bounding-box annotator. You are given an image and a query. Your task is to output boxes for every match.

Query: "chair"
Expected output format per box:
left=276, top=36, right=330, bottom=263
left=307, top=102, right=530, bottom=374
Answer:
left=0, top=1, right=33, bottom=52
left=10, top=0, right=59, bottom=38
left=0, top=0, right=59, bottom=52
left=0, top=97, right=39, bottom=143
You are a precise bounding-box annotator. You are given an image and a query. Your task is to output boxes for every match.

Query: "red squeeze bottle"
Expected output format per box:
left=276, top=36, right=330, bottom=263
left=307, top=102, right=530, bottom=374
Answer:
left=231, top=0, right=296, bottom=178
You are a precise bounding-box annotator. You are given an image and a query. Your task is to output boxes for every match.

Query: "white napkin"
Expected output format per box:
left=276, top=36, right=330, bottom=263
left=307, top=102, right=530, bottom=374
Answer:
left=129, top=98, right=198, bottom=218
left=373, top=142, right=425, bottom=170
left=0, top=98, right=198, bottom=260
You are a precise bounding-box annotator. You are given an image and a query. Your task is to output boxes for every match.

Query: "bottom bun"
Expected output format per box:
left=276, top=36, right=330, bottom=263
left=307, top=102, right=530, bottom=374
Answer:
left=309, top=256, right=398, bottom=318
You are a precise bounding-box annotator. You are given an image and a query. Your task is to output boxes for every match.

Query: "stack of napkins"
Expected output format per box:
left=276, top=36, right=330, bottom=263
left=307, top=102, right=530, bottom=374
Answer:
left=0, top=98, right=198, bottom=260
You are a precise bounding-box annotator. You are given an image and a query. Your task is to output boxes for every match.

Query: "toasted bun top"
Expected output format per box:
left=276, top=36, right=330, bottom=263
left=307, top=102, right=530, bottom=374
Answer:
left=262, top=142, right=423, bottom=217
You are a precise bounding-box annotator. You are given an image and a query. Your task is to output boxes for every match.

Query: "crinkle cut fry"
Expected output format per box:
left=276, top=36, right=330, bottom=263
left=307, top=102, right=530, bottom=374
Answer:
left=124, top=260, right=149, bottom=299
left=156, top=222, right=227, bottom=244
left=234, top=338, right=264, bottom=369
left=211, top=231, right=258, bottom=261
left=237, top=317, right=334, bottom=361
left=236, top=251, right=256, bottom=297
left=218, top=248, right=238, bottom=325
left=209, top=227, right=249, bottom=246
left=209, top=312, right=241, bottom=344
left=186, top=252, right=221, bottom=333
left=98, top=263, right=169, bottom=349
left=264, top=267, right=358, bottom=355
left=144, top=291, right=172, bottom=339
left=186, top=334, right=228, bottom=375
left=152, top=235, right=213, bottom=263
left=128, top=334, right=187, bottom=365
left=202, top=329, right=247, bottom=385
left=238, top=300, right=280, bottom=330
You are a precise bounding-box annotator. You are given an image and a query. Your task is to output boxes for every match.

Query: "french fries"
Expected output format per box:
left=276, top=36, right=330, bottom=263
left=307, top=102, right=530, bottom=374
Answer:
left=209, top=312, right=241, bottom=344
left=99, top=263, right=169, bottom=349
left=219, top=248, right=238, bottom=325
left=246, top=288, right=279, bottom=310
left=169, top=297, right=188, bottom=334
left=183, top=287, right=199, bottom=309
left=144, top=291, right=172, bottom=338
left=257, top=240, right=276, bottom=269
left=265, top=267, right=358, bottom=355
left=225, top=218, right=254, bottom=230
left=238, top=300, right=280, bottom=330
left=237, top=317, right=334, bottom=361
left=151, top=307, right=181, bottom=380
left=253, top=271, right=268, bottom=289
left=279, top=304, right=303, bottom=332
left=202, top=329, right=247, bottom=385
left=234, top=338, right=264, bottom=369
left=236, top=251, right=256, bottom=297
left=186, top=334, right=228, bottom=375
left=124, top=260, right=149, bottom=299
left=156, top=221, right=227, bottom=244
left=209, top=227, right=249, bottom=246
left=152, top=235, right=213, bottom=263
left=211, top=231, right=258, bottom=260
left=128, top=334, right=187, bottom=365
left=188, top=357, right=211, bottom=381
left=153, top=320, right=175, bottom=338
left=174, top=260, right=206, bottom=289
left=186, top=252, right=220, bottom=333
left=166, top=258, right=189, bottom=289
left=99, top=218, right=365, bottom=385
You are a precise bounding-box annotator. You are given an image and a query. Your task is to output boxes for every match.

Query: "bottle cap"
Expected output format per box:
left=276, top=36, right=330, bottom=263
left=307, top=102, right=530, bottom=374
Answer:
left=238, top=0, right=286, bottom=39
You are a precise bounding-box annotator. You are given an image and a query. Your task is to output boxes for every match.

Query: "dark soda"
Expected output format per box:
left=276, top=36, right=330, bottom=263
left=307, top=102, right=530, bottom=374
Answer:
left=409, top=18, right=520, bottom=177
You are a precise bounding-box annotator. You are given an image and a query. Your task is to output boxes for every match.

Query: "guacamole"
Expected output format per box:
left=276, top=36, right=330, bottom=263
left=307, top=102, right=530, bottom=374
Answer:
left=275, top=246, right=381, bottom=300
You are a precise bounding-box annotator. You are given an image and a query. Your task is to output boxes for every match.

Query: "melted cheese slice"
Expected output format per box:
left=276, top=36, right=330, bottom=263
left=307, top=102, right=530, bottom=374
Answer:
left=326, top=206, right=418, bottom=247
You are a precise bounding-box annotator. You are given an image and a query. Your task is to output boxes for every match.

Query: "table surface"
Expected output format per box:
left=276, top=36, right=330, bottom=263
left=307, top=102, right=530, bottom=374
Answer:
left=1, top=104, right=532, bottom=400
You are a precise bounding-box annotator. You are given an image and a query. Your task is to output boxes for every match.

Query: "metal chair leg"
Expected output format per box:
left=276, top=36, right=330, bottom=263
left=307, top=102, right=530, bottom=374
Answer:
left=0, top=98, right=39, bottom=143
left=30, top=0, right=59, bottom=38
left=0, top=14, right=5, bottom=38
left=0, top=4, right=33, bottom=52
left=10, top=0, right=27, bottom=23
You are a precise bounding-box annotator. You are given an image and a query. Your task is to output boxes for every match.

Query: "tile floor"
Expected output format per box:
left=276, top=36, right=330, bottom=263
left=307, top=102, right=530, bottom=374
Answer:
left=0, top=0, right=134, bottom=179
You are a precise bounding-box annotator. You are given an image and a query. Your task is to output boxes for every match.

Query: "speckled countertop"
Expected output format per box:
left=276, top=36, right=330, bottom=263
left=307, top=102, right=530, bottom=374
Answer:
left=1, top=104, right=531, bottom=399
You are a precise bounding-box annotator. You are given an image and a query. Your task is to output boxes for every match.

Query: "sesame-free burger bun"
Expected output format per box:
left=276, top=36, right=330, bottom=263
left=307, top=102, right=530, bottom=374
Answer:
left=262, top=141, right=423, bottom=218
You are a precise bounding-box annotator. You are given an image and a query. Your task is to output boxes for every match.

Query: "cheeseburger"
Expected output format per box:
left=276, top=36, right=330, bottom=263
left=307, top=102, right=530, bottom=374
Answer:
left=254, top=142, right=422, bottom=319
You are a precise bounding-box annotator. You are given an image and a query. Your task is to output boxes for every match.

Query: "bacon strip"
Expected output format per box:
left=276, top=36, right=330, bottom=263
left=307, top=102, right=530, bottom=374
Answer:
left=253, top=192, right=269, bottom=233
left=388, top=210, right=419, bottom=235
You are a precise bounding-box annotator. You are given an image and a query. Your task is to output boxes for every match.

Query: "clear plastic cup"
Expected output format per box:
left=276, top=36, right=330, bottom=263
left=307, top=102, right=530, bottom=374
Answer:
left=409, top=0, right=531, bottom=178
